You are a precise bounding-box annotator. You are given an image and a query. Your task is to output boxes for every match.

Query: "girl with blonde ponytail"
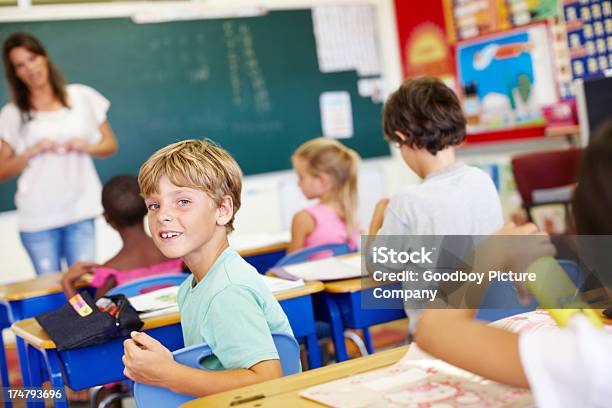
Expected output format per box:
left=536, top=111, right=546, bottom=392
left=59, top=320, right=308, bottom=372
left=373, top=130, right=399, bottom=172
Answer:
left=288, top=137, right=361, bottom=253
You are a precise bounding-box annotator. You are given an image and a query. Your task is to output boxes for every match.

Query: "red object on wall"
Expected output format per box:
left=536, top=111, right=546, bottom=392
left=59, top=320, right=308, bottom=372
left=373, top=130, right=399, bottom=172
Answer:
left=393, top=0, right=455, bottom=79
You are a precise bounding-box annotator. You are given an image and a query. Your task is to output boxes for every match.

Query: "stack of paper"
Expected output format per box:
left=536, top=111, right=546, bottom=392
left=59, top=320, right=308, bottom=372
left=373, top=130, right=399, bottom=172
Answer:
left=273, top=255, right=362, bottom=281
left=129, top=286, right=179, bottom=319
left=260, top=275, right=304, bottom=293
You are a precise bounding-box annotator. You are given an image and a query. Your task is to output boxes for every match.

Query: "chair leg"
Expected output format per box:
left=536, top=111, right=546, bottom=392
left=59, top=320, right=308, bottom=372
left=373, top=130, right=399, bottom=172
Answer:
left=362, top=328, right=375, bottom=354
left=90, top=386, right=103, bottom=408
left=99, top=391, right=131, bottom=408
left=343, top=331, right=368, bottom=357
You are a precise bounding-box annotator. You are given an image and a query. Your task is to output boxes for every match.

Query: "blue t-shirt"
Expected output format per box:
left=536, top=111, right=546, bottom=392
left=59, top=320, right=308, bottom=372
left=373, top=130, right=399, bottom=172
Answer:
left=177, top=247, right=294, bottom=370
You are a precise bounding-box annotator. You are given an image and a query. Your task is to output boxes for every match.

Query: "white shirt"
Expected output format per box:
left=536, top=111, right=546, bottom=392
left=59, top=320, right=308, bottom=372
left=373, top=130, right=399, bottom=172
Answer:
left=0, top=84, right=109, bottom=232
left=379, top=163, right=503, bottom=236
left=520, top=315, right=612, bottom=408
left=377, top=163, right=503, bottom=332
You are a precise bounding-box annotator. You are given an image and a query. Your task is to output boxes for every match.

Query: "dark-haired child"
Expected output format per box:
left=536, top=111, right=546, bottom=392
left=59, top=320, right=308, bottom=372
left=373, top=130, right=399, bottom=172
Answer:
left=368, top=77, right=504, bottom=333
left=370, top=77, right=503, bottom=236
left=62, top=175, right=181, bottom=299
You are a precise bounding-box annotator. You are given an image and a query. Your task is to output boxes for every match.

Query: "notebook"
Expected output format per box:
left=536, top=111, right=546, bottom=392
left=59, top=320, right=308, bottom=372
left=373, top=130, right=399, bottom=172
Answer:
left=260, top=275, right=305, bottom=293
left=129, top=286, right=179, bottom=319
left=272, top=256, right=362, bottom=281
left=300, top=350, right=533, bottom=407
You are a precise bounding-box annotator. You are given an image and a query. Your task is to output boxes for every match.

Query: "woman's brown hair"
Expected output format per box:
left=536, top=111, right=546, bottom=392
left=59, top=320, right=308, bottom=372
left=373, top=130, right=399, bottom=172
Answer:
left=2, top=32, right=68, bottom=121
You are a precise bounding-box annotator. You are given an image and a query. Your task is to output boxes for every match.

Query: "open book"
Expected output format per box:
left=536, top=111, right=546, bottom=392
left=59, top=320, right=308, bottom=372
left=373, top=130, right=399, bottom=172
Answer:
left=260, top=275, right=304, bottom=293
left=129, top=275, right=305, bottom=319
left=129, top=286, right=180, bottom=320
left=272, top=255, right=362, bottom=281
left=300, top=349, right=533, bottom=407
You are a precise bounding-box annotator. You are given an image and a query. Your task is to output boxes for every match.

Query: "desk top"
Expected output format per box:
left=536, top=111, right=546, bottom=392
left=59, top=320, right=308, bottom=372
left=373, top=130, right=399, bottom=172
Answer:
left=0, top=245, right=289, bottom=302
left=183, top=346, right=409, bottom=407
left=238, top=242, right=288, bottom=258
left=11, top=281, right=324, bottom=350
left=0, top=273, right=91, bottom=302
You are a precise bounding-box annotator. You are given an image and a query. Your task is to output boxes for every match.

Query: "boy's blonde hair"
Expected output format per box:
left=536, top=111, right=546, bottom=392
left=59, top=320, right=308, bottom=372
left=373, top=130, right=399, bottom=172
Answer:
left=293, top=137, right=360, bottom=236
left=138, top=139, right=243, bottom=233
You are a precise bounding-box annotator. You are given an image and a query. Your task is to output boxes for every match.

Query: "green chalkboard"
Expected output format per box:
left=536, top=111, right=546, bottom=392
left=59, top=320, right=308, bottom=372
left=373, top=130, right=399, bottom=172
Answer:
left=0, top=10, right=388, bottom=212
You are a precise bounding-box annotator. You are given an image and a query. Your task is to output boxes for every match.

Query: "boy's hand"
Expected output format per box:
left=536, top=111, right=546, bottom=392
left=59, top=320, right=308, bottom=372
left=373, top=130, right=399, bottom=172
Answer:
left=368, top=198, right=390, bottom=235
left=123, top=331, right=175, bottom=386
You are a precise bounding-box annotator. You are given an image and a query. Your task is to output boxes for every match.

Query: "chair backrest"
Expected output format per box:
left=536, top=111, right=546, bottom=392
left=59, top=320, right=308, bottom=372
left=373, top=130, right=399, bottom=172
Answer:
left=476, top=258, right=585, bottom=322
left=133, top=332, right=300, bottom=408
left=274, top=243, right=354, bottom=267
left=557, top=259, right=585, bottom=291
left=511, top=148, right=581, bottom=206
left=107, top=273, right=189, bottom=297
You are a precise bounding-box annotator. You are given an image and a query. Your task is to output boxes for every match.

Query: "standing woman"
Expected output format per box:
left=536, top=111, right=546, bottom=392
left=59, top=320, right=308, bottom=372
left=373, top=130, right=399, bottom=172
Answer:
left=0, top=32, right=118, bottom=275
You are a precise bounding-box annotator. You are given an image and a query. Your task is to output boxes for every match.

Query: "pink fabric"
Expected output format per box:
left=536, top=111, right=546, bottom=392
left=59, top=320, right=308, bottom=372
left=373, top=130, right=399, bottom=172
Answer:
left=302, top=204, right=359, bottom=251
left=90, top=258, right=183, bottom=288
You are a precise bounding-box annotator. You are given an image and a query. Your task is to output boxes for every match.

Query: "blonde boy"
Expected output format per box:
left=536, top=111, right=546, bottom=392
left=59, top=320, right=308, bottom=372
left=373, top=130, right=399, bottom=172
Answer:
left=122, top=139, right=294, bottom=396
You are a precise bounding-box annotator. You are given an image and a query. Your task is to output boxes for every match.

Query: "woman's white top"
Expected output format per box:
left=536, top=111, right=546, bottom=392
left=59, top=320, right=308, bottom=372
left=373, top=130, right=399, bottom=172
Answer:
left=0, top=84, right=109, bottom=232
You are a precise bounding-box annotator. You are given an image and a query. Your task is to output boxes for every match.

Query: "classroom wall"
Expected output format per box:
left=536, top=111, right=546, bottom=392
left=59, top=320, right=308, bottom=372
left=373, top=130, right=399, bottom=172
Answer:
left=0, top=0, right=408, bottom=283
left=0, top=0, right=573, bottom=283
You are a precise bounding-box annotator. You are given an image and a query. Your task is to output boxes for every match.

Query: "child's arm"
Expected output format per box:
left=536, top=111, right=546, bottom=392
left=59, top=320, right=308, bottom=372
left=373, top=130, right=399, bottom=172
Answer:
left=415, top=310, right=529, bottom=388
left=94, top=275, right=117, bottom=298
left=368, top=198, right=389, bottom=235
left=61, top=261, right=99, bottom=299
left=123, top=332, right=282, bottom=396
left=287, top=210, right=315, bottom=253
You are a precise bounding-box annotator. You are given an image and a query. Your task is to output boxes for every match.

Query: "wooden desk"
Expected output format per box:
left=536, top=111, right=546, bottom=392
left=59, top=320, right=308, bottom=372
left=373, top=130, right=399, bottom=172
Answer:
left=234, top=236, right=289, bottom=273
left=0, top=273, right=93, bottom=396
left=184, top=346, right=408, bottom=407
left=11, top=281, right=324, bottom=408
left=271, top=252, right=406, bottom=363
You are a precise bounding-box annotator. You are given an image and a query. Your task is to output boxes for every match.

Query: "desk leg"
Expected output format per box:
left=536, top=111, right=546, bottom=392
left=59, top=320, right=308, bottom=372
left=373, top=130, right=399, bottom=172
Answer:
left=0, top=330, right=12, bottom=408
left=362, top=328, right=374, bottom=355
left=15, top=338, right=30, bottom=388
left=323, top=294, right=348, bottom=362
left=24, top=344, right=44, bottom=408
left=40, top=351, right=67, bottom=408
left=304, top=333, right=321, bottom=369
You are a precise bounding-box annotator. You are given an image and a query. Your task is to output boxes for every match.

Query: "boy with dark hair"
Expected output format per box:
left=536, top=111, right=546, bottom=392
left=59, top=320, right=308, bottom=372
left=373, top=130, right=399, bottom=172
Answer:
left=62, top=175, right=180, bottom=298
left=370, top=76, right=503, bottom=236
left=369, top=77, right=504, bottom=333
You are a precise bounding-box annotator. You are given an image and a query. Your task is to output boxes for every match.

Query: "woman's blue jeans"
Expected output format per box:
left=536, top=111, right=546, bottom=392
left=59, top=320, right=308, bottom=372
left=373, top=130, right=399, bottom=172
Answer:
left=19, top=218, right=96, bottom=275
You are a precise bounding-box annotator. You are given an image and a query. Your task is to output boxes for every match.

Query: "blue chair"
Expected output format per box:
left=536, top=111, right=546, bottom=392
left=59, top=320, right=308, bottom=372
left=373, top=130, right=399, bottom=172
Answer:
left=133, top=332, right=300, bottom=408
left=273, top=244, right=371, bottom=358
left=274, top=243, right=353, bottom=267
left=476, top=259, right=585, bottom=322
left=91, top=273, right=189, bottom=408
left=106, top=273, right=189, bottom=297
left=557, top=259, right=585, bottom=291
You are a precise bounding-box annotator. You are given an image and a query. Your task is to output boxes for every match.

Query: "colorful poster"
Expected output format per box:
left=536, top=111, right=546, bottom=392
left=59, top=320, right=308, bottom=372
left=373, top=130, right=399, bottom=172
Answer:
left=507, top=0, right=559, bottom=26
left=394, top=0, right=455, bottom=80
left=563, top=0, right=612, bottom=80
left=457, top=24, right=558, bottom=130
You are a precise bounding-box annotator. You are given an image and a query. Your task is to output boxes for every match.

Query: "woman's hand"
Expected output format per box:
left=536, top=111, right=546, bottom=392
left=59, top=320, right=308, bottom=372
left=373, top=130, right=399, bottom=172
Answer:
left=24, top=138, right=59, bottom=159
left=63, top=137, right=89, bottom=153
